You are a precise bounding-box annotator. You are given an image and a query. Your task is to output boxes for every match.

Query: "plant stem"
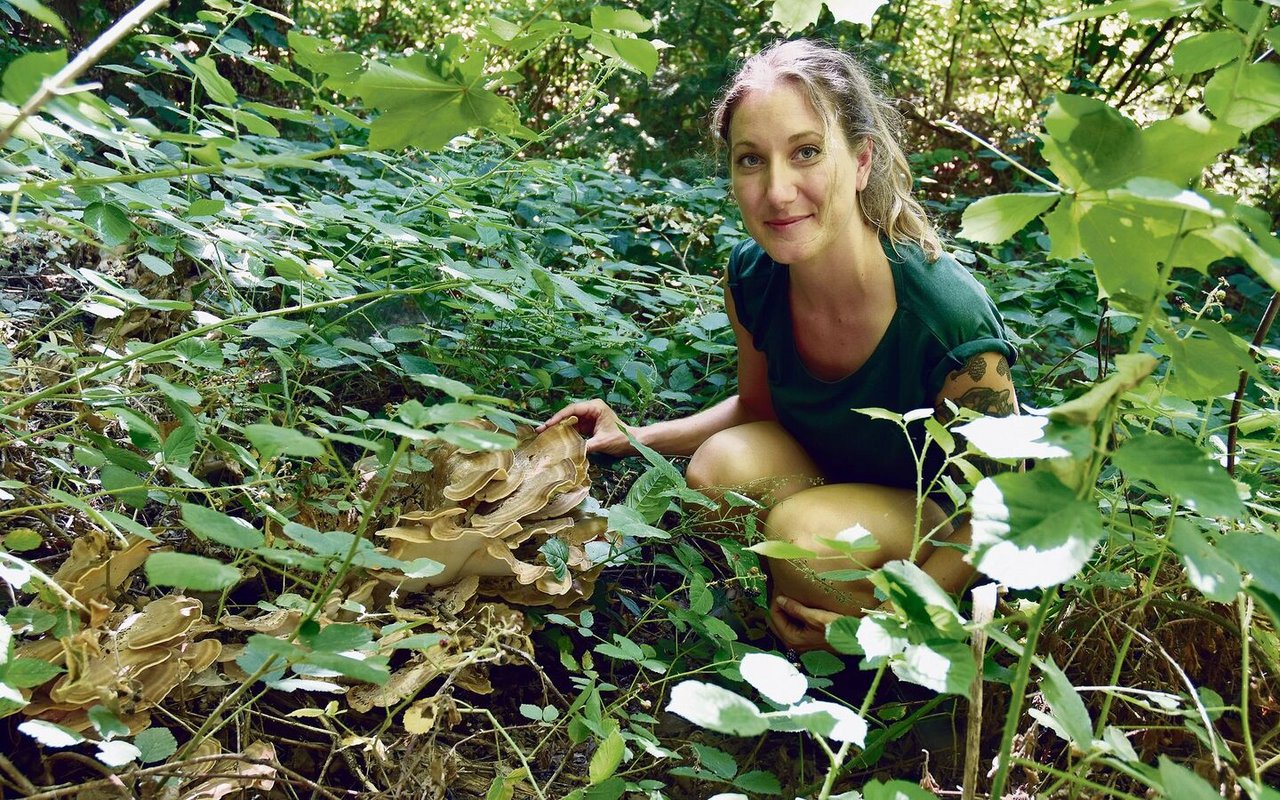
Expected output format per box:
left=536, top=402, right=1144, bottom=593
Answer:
left=989, top=586, right=1057, bottom=800
left=1226, top=291, right=1279, bottom=476
left=0, top=0, right=169, bottom=149
left=1240, top=594, right=1261, bottom=785
left=932, top=119, right=1067, bottom=193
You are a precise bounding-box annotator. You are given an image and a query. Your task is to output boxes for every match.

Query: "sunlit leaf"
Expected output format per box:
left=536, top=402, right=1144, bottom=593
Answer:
left=666, top=681, right=768, bottom=736
left=145, top=552, right=241, bottom=591
left=969, top=471, right=1105, bottom=589
left=958, top=192, right=1058, bottom=245
left=740, top=652, right=808, bottom=706
left=1110, top=434, right=1244, bottom=517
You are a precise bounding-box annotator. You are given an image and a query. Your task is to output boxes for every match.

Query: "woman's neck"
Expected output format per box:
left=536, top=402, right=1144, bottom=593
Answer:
left=789, top=223, right=890, bottom=313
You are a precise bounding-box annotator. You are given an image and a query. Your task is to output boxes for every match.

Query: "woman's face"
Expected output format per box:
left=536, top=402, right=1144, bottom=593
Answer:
left=727, top=82, right=872, bottom=269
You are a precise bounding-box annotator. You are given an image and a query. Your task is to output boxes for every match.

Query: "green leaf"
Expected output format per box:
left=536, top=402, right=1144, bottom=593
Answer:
left=188, top=55, right=238, bottom=104
left=1040, top=94, right=1143, bottom=190
left=1039, top=657, right=1093, bottom=747
left=958, top=192, right=1058, bottom=245
left=180, top=503, right=264, bottom=549
left=763, top=699, right=868, bottom=744
left=187, top=198, right=226, bottom=218
left=100, top=465, right=148, bottom=509
left=301, top=651, right=389, bottom=684
left=800, top=649, right=846, bottom=677
left=88, top=704, right=131, bottom=739
left=1162, top=320, right=1255, bottom=401
left=1157, top=755, right=1221, bottom=800
left=162, top=424, right=198, bottom=467
left=134, top=727, right=178, bottom=763
left=244, top=317, right=311, bottom=347
left=7, top=0, right=68, bottom=35
left=591, top=7, right=651, bottom=32
left=666, top=681, right=768, bottom=736
left=1169, top=521, right=1242, bottom=603
left=145, top=552, right=241, bottom=591
left=748, top=540, right=819, bottom=559
left=1204, top=61, right=1280, bottom=134
left=19, top=719, right=84, bottom=748
left=1219, top=533, right=1280, bottom=598
left=4, top=528, right=41, bottom=552
left=625, top=465, right=677, bottom=523
left=607, top=505, right=670, bottom=539
left=894, top=639, right=975, bottom=696
left=312, top=623, right=374, bottom=652
left=3, top=658, right=63, bottom=688
left=1136, top=111, right=1242, bottom=186
left=1109, top=434, right=1243, bottom=517
left=437, top=423, right=517, bottom=453
left=875, top=560, right=966, bottom=639
left=969, top=470, right=1105, bottom=589
left=1, top=49, right=67, bottom=103
left=770, top=0, right=823, bottom=32
left=862, top=779, right=939, bottom=800
left=244, top=423, right=325, bottom=459
left=144, top=374, right=202, bottom=407
left=588, top=724, right=625, bottom=784
left=692, top=743, right=738, bottom=780
left=689, top=572, right=713, bottom=615
left=826, top=616, right=864, bottom=655
left=137, top=252, right=174, bottom=277
left=733, top=770, right=782, bottom=794
left=83, top=202, right=133, bottom=248
left=589, top=34, right=658, bottom=77
left=1171, top=30, right=1244, bottom=75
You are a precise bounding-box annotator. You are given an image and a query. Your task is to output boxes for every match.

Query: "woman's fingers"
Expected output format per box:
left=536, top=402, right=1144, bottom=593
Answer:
left=770, top=595, right=840, bottom=652
left=538, top=400, right=633, bottom=456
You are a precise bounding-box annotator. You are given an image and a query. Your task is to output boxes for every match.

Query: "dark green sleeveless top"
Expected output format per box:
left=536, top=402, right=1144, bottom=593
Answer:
left=726, top=238, right=1017, bottom=490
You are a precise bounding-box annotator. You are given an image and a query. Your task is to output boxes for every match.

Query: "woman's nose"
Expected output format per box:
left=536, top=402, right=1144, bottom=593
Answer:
left=765, top=166, right=798, bottom=206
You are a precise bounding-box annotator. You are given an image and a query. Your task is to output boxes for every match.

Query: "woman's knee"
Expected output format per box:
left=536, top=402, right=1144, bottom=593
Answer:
left=686, top=421, right=821, bottom=500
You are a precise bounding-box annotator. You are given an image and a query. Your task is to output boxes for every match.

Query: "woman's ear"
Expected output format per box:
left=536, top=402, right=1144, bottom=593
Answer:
left=855, top=139, right=874, bottom=191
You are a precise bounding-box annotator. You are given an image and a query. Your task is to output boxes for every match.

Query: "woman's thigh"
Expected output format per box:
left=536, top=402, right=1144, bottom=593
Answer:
left=685, top=421, right=823, bottom=504
left=763, top=484, right=952, bottom=616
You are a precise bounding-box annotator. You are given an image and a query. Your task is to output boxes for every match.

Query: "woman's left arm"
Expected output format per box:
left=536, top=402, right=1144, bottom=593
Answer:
left=918, top=350, right=1019, bottom=594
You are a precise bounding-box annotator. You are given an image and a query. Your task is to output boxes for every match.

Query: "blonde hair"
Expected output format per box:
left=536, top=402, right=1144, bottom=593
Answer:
left=710, top=39, right=942, bottom=261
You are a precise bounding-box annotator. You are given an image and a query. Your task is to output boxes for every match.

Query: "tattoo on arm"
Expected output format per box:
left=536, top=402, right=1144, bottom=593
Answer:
left=954, top=386, right=1015, bottom=417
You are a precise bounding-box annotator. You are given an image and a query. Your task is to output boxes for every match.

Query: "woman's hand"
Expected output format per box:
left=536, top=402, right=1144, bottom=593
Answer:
left=538, top=399, right=636, bottom=457
left=768, top=594, right=844, bottom=653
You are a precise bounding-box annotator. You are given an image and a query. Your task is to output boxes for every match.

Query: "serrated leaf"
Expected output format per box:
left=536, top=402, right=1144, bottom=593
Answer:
left=438, top=423, right=517, bottom=453
left=244, top=317, right=311, bottom=347
left=134, top=727, right=178, bottom=763
left=1110, top=434, right=1243, bottom=517
left=825, top=0, right=890, bottom=26
left=733, top=770, right=782, bottom=794
left=312, top=623, right=373, bottom=652
left=145, top=552, right=241, bottom=591
left=180, top=503, right=264, bottom=550
left=19, top=719, right=84, bottom=747
left=959, top=192, right=1059, bottom=245
left=588, top=725, right=625, bottom=784
left=692, top=743, right=737, bottom=780
left=88, top=704, right=131, bottom=739
left=763, top=699, right=868, bottom=744
left=143, top=374, right=201, bottom=406
left=1169, top=521, right=1242, bottom=603
left=969, top=471, right=1105, bottom=589
left=770, top=0, right=822, bottom=32
left=83, top=202, right=133, bottom=247
left=607, top=505, right=669, bottom=539
left=666, top=681, right=768, bottom=736
left=2, top=658, right=62, bottom=688
left=96, top=739, right=141, bottom=767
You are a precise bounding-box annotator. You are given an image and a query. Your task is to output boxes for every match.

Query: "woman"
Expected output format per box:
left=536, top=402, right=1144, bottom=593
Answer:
left=539, top=40, right=1018, bottom=651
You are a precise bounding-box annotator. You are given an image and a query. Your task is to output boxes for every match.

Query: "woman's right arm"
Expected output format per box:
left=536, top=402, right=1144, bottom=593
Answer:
left=539, top=285, right=774, bottom=457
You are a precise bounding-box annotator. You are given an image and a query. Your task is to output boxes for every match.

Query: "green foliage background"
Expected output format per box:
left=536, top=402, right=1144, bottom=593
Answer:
left=0, top=0, right=1277, bottom=798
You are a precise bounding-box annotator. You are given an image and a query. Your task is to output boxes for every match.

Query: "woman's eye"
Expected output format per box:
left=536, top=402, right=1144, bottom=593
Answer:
left=737, top=154, right=762, bottom=168
left=796, top=145, right=820, bottom=160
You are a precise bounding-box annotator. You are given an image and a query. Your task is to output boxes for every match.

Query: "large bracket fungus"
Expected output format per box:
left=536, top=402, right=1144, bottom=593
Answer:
left=375, top=416, right=609, bottom=608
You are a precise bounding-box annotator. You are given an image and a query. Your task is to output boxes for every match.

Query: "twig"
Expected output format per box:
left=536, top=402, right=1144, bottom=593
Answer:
left=0, top=0, right=169, bottom=150
left=0, top=753, right=38, bottom=795
left=1227, top=291, right=1279, bottom=476
left=963, top=583, right=999, bottom=800
left=932, top=118, right=1067, bottom=194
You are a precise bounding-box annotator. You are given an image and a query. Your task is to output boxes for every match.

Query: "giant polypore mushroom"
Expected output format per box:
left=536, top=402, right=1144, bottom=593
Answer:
left=375, top=417, right=609, bottom=606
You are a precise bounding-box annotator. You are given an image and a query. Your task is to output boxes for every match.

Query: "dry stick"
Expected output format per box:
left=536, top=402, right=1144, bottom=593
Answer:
left=0, top=753, right=38, bottom=795
left=1226, top=291, right=1279, bottom=477
left=0, top=0, right=169, bottom=150
left=963, top=583, right=999, bottom=800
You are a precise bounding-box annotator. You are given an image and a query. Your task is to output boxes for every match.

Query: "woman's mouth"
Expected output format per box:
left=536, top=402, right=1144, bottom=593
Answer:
left=765, top=215, right=809, bottom=230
